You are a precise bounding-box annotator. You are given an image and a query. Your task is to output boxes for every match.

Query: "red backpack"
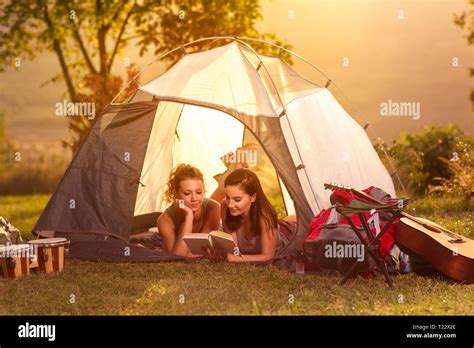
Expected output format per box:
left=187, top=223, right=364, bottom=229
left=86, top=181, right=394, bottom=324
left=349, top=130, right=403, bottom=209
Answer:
left=303, top=187, right=399, bottom=275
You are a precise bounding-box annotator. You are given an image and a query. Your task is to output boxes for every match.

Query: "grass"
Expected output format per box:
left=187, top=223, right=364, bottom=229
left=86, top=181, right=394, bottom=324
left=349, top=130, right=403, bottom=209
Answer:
left=409, top=195, right=473, bottom=238
left=0, top=194, right=473, bottom=315
left=0, top=194, right=50, bottom=240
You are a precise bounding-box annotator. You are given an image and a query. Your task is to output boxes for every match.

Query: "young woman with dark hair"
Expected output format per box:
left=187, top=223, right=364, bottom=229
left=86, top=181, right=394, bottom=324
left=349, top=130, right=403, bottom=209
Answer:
left=220, top=168, right=295, bottom=262
left=157, top=164, right=220, bottom=256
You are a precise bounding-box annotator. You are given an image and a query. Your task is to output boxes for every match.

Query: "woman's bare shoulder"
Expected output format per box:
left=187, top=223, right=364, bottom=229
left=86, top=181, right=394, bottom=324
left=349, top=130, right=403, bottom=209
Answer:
left=157, top=210, right=174, bottom=226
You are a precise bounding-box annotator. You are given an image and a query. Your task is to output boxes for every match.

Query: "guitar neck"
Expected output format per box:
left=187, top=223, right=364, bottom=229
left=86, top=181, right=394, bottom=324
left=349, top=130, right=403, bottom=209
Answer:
left=323, top=183, right=383, bottom=204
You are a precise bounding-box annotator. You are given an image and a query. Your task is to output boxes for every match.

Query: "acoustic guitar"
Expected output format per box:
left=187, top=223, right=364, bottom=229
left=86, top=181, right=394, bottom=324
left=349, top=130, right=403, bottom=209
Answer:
left=324, top=182, right=474, bottom=283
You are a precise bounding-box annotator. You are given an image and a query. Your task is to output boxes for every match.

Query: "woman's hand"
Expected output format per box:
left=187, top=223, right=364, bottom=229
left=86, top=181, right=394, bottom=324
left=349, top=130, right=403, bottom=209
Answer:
left=202, top=246, right=227, bottom=262
left=201, top=246, right=213, bottom=258
left=226, top=253, right=243, bottom=262
left=175, top=199, right=193, bottom=217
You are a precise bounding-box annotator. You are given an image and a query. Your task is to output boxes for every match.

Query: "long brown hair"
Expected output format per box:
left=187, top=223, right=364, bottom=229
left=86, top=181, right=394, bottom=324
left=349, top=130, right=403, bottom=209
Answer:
left=224, top=168, right=278, bottom=236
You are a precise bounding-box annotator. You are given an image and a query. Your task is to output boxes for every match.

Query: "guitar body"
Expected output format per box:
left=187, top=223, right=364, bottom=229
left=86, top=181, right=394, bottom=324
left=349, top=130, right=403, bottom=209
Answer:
left=395, top=218, right=474, bottom=283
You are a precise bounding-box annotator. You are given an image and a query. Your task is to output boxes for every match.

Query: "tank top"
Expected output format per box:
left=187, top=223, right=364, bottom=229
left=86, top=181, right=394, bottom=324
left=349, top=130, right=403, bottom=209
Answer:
left=236, top=226, right=281, bottom=255
left=165, top=198, right=209, bottom=234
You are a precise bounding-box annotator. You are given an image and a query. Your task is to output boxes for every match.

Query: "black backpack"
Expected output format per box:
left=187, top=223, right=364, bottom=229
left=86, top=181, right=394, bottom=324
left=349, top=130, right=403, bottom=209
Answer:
left=305, top=224, right=376, bottom=275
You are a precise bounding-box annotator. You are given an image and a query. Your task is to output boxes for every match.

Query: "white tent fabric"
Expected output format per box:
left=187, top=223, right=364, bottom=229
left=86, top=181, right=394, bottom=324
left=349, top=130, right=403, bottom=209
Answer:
left=140, top=43, right=277, bottom=118
left=134, top=102, right=181, bottom=215
left=282, top=88, right=396, bottom=213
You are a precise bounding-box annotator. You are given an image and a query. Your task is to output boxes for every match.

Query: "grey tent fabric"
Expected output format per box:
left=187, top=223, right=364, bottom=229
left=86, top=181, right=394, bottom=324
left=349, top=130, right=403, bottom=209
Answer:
left=34, top=101, right=158, bottom=241
left=234, top=114, right=313, bottom=254
left=63, top=235, right=188, bottom=263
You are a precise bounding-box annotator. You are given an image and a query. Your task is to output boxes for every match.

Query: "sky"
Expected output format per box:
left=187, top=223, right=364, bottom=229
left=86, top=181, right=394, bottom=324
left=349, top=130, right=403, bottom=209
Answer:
left=0, top=0, right=472, bottom=152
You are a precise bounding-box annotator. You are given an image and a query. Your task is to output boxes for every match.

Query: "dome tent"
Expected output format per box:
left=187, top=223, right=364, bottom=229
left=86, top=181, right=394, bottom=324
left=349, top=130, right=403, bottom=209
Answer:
left=34, top=37, right=395, bottom=262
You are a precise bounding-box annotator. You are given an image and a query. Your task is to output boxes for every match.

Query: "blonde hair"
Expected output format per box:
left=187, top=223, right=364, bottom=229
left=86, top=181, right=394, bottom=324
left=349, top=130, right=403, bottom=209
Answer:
left=164, top=164, right=205, bottom=203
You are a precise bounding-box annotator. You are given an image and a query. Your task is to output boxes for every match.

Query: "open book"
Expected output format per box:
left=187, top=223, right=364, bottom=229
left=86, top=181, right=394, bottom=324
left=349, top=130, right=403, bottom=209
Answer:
left=182, top=231, right=237, bottom=255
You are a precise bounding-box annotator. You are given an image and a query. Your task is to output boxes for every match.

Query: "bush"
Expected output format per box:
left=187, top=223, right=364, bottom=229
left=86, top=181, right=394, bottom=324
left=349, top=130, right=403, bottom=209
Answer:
left=430, top=144, right=473, bottom=202
left=375, top=124, right=473, bottom=196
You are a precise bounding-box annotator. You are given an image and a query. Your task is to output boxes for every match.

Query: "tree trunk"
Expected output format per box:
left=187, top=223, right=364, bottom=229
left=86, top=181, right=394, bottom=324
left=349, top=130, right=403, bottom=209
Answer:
left=98, top=27, right=108, bottom=77
left=43, top=2, right=77, bottom=102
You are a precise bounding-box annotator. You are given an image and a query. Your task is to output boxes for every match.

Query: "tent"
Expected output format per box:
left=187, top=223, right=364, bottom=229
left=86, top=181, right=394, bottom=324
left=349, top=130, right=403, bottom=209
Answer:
left=33, top=37, right=396, bottom=262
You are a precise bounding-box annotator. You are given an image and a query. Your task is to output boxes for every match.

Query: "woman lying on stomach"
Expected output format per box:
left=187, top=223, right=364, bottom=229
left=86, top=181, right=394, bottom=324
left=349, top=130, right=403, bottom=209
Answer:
left=220, top=168, right=294, bottom=262
left=157, top=164, right=220, bottom=257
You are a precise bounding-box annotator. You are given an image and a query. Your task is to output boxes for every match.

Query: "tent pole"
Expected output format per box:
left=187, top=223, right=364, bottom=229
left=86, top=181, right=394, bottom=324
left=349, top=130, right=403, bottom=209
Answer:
left=372, top=134, right=409, bottom=197
left=111, top=35, right=335, bottom=105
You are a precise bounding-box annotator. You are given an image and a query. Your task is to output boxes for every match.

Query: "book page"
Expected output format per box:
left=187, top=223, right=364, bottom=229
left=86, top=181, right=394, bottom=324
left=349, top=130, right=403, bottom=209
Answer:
left=182, top=233, right=211, bottom=254
left=209, top=231, right=237, bottom=254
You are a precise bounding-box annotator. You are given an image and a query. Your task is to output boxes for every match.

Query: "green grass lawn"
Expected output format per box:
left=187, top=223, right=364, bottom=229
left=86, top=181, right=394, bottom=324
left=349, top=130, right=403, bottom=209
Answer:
left=0, top=194, right=473, bottom=315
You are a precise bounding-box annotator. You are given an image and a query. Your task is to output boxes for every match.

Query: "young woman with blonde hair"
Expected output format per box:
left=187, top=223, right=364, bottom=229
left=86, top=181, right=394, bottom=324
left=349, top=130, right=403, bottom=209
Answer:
left=157, top=164, right=220, bottom=256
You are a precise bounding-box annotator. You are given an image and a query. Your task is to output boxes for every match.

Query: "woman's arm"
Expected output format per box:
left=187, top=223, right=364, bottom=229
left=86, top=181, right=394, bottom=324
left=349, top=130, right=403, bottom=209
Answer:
left=157, top=212, right=176, bottom=253
left=172, top=213, right=194, bottom=256
left=157, top=205, right=194, bottom=257
left=199, top=199, right=221, bottom=233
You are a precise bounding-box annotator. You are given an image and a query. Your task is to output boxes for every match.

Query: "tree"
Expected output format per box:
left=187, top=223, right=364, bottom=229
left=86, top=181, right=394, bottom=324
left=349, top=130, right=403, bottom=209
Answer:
left=0, top=0, right=292, bottom=153
left=0, top=112, right=6, bottom=148
left=454, top=0, right=474, bottom=109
